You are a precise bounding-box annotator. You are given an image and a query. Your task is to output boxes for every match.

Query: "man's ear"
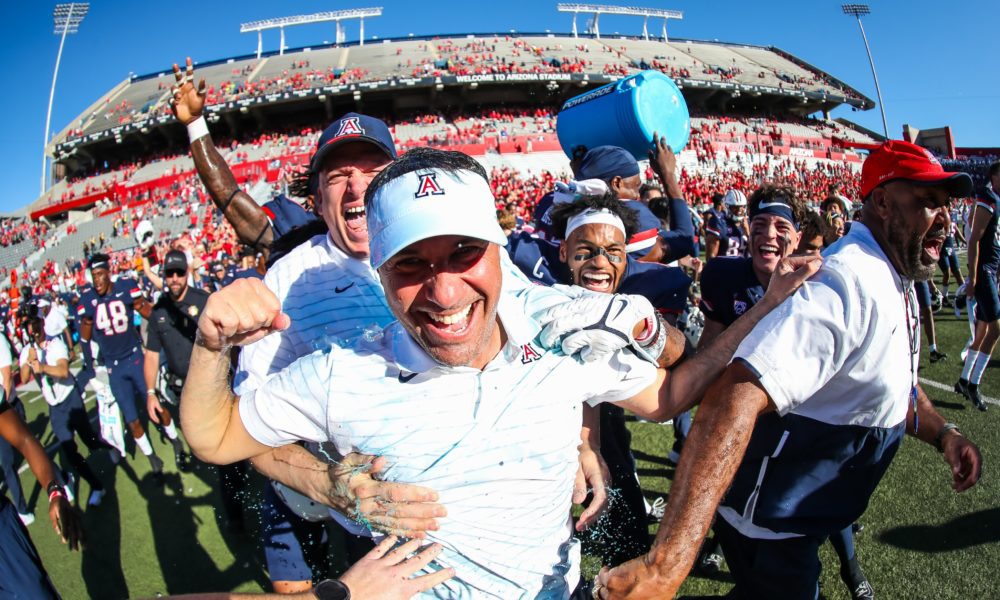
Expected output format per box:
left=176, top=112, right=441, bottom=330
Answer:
left=559, top=240, right=568, bottom=264
left=609, top=176, right=623, bottom=195
left=868, top=185, right=891, bottom=220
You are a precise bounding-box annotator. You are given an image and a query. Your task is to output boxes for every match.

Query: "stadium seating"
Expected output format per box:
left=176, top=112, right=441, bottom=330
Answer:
left=54, top=33, right=865, bottom=147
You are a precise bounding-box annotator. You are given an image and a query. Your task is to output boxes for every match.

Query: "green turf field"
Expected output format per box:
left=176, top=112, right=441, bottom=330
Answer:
left=11, top=272, right=998, bottom=599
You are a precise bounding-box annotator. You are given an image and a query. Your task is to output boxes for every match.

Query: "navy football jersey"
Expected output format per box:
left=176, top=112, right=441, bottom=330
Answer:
left=531, top=192, right=557, bottom=241
left=506, top=231, right=569, bottom=286
left=705, top=209, right=748, bottom=257
left=262, top=194, right=318, bottom=239
left=699, top=256, right=765, bottom=327
left=78, top=278, right=144, bottom=361
left=975, top=184, right=1000, bottom=272
left=618, top=260, right=692, bottom=314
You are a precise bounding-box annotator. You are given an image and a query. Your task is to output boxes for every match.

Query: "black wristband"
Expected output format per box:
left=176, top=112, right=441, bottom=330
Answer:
left=46, top=479, right=64, bottom=497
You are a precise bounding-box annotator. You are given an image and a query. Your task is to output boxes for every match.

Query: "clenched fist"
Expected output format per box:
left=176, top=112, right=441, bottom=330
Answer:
left=196, top=278, right=290, bottom=352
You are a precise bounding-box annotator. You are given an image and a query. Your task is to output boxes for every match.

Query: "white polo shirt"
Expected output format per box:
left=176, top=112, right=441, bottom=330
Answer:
left=19, top=338, right=75, bottom=407
left=234, top=233, right=393, bottom=394
left=239, top=284, right=657, bottom=599
left=732, top=221, right=916, bottom=428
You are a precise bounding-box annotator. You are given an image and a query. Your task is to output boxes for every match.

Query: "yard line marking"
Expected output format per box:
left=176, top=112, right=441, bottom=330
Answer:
left=919, top=376, right=1000, bottom=406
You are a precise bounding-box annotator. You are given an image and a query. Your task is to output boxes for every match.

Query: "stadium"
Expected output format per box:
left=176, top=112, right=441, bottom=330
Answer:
left=0, top=3, right=997, bottom=600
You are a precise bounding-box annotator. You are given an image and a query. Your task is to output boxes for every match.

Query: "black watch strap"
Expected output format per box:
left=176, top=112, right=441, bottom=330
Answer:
left=312, top=579, right=350, bottom=600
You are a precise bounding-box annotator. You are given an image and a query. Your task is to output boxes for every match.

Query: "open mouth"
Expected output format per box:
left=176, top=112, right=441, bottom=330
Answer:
left=580, top=271, right=614, bottom=293
left=757, top=243, right=780, bottom=260
left=343, top=205, right=367, bottom=240
left=419, top=300, right=481, bottom=341
left=922, top=235, right=945, bottom=263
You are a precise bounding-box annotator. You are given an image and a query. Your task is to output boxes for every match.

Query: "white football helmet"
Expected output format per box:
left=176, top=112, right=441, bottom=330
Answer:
left=723, top=189, right=747, bottom=208
left=135, top=220, right=155, bottom=250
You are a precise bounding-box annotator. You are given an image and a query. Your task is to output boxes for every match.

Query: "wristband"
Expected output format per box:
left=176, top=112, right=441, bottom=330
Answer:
left=934, top=423, right=961, bottom=453
left=634, top=316, right=657, bottom=344
left=47, top=480, right=65, bottom=503
left=633, top=313, right=668, bottom=365
left=147, top=389, right=158, bottom=396
left=187, top=116, right=209, bottom=144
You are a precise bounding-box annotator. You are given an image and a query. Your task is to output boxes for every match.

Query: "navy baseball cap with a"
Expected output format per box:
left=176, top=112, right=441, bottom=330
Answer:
left=310, top=112, right=397, bottom=174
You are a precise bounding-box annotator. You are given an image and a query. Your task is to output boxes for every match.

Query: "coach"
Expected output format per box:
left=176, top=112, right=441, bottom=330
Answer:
left=596, top=140, right=984, bottom=599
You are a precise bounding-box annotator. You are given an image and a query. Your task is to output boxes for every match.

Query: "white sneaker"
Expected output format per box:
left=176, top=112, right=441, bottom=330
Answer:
left=18, top=512, right=35, bottom=526
left=87, top=489, right=106, bottom=507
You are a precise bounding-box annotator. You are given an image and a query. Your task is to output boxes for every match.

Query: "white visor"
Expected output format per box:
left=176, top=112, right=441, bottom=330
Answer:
left=367, top=168, right=507, bottom=268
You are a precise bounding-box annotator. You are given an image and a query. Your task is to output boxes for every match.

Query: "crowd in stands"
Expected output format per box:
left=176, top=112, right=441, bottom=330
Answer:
left=60, top=35, right=870, bottom=144
left=0, top=218, right=49, bottom=250
left=943, top=154, right=998, bottom=188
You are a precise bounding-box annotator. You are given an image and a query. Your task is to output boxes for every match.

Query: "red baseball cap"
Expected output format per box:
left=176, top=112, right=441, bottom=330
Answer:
left=860, top=140, right=973, bottom=199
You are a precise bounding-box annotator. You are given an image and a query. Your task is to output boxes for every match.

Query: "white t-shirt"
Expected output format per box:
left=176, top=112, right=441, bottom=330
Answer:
left=44, top=304, right=69, bottom=339
left=239, top=285, right=657, bottom=599
left=732, top=221, right=916, bottom=429
left=20, top=337, right=74, bottom=406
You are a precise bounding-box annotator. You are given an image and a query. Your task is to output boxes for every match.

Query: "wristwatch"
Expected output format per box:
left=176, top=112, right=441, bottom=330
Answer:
left=312, top=579, right=350, bottom=600
left=934, top=423, right=961, bottom=453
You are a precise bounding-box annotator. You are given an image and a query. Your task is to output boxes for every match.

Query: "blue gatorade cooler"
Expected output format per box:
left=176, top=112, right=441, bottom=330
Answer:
left=556, top=70, right=690, bottom=160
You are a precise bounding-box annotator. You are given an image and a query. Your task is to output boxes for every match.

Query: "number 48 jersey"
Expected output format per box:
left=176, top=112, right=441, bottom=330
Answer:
left=78, top=278, right=144, bottom=362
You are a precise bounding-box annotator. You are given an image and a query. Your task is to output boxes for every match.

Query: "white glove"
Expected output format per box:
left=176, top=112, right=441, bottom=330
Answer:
left=552, top=179, right=611, bottom=205
left=537, top=292, right=655, bottom=362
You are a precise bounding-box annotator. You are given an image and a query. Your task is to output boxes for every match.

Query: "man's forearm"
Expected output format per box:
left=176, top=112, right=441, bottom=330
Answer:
left=190, top=137, right=273, bottom=249
left=180, top=341, right=240, bottom=462
left=663, top=293, right=778, bottom=412
left=907, top=384, right=948, bottom=445
left=143, top=351, right=160, bottom=395
left=250, top=445, right=338, bottom=508
left=0, top=410, right=58, bottom=491
left=648, top=363, right=769, bottom=591
left=967, top=243, right=979, bottom=278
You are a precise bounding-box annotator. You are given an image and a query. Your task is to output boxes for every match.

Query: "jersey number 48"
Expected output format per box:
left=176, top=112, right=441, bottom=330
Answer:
left=95, top=300, right=130, bottom=336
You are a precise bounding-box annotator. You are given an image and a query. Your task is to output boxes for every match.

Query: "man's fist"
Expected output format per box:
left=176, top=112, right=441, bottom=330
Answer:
left=196, top=278, right=290, bottom=351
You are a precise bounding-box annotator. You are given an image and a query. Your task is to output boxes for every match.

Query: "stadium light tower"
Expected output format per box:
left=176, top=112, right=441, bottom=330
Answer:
left=241, top=8, right=383, bottom=59
left=842, top=4, right=888, bottom=138
left=557, top=4, right=682, bottom=41
left=42, top=2, right=88, bottom=195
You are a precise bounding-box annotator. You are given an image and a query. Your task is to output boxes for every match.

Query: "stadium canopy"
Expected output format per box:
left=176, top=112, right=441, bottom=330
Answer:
left=556, top=3, right=682, bottom=41
left=240, top=8, right=383, bottom=58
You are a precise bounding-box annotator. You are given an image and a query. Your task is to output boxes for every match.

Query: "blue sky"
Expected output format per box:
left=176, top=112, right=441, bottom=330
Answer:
left=0, top=0, right=996, bottom=214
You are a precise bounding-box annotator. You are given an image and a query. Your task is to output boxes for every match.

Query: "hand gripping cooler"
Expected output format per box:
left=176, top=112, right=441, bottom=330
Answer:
left=556, top=70, right=690, bottom=160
